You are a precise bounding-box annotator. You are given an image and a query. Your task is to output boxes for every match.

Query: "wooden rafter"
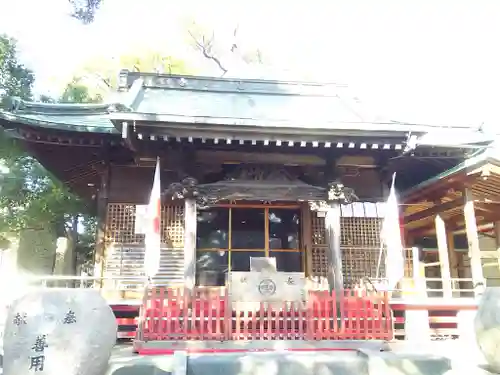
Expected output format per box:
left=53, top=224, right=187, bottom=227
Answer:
left=403, top=197, right=464, bottom=225
left=404, top=172, right=480, bottom=204
left=408, top=206, right=499, bottom=237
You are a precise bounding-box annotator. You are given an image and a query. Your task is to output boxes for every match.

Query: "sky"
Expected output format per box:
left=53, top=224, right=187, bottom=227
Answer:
left=1, top=0, right=500, bottom=129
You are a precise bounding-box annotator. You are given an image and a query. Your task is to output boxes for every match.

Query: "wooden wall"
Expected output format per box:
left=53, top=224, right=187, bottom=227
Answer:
left=108, top=166, right=178, bottom=204
left=107, top=163, right=388, bottom=204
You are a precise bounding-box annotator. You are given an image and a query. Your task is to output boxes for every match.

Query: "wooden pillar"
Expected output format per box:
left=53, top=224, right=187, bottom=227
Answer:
left=93, top=163, right=110, bottom=283
left=325, top=203, right=343, bottom=290
left=463, top=189, right=484, bottom=295
left=446, top=229, right=460, bottom=295
left=405, top=245, right=430, bottom=341
left=301, top=203, right=313, bottom=277
left=494, top=221, right=500, bottom=271
left=435, top=214, right=452, bottom=298
left=411, top=246, right=427, bottom=294
left=184, top=198, right=197, bottom=291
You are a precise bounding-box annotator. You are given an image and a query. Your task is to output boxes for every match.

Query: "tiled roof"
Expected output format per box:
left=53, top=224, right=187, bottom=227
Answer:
left=0, top=71, right=493, bottom=139
left=0, top=100, right=117, bottom=133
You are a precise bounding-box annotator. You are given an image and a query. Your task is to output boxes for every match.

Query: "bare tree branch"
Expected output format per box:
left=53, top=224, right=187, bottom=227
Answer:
left=231, top=25, right=239, bottom=52
left=82, top=73, right=111, bottom=89
left=255, top=49, right=263, bottom=64
left=188, top=29, right=228, bottom=76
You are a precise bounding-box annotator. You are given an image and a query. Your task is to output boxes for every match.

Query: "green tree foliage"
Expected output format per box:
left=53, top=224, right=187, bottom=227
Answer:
left=0, top=34, right=95, bottom=272
left=71, top=49, right=192, bottom=102
left=60, top=77, right=103, bottom=103
left=0, top=35, right=35, bottom=105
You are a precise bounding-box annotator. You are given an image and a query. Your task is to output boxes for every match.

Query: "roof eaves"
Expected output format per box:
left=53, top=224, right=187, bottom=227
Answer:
left=4, top=97, right=112, bottom=116
left=109, top=111, right=432, bottom=135
left=401, top=146, right=493, bottom=200
left=0, top=111, right=118, bottom=134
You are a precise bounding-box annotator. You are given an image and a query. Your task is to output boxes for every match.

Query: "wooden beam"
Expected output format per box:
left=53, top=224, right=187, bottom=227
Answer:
left=195, top=150, right=326, bottom=166
left=404, top=197, right=464, bottom=224
left=404, top=173, right=480, bottom=204
left=463, top=189, right=484, bottom=296
left=494, top=221, right=500, bottom=270
left=474, top=202, right=500, bottom=215
left=409, top=209, right=498, bottom=238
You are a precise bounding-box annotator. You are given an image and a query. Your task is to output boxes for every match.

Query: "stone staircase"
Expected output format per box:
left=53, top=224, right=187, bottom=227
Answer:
left=104, top=244, right=184, bottom=288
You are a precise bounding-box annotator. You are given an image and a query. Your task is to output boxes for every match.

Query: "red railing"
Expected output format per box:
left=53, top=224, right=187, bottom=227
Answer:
left=137, top=287, right=393, bottom=341
left=390, top=300, right=478, bottom=339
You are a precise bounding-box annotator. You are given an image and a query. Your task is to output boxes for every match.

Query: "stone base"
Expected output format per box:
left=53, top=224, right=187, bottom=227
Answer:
left=132, top=339, right=390, bottom=355
left=475, top=287, right=500, bottom=372
left=106, top=346, right=452, bottom=375
left=404, top=310, right=430, bottom=341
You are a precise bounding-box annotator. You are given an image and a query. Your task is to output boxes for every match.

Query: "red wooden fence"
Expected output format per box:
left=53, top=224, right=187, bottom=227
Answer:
left=137, top=287, right=393, bottom=341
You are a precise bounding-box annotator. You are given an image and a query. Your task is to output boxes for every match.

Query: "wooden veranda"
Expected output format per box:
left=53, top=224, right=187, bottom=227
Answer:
left=402, top=146, right=500, bottom=297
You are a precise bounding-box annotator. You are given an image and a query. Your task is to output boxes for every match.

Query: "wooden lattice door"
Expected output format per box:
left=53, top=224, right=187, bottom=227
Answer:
left=310, top=204, right=385, bottom=288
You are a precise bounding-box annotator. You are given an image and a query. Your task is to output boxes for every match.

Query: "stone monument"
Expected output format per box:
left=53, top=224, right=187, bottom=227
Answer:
left=229, top=257, right=306, bottom=310
left=475, top=287, right=500, bottom=372
left=3, top=289, right=117, bottom=375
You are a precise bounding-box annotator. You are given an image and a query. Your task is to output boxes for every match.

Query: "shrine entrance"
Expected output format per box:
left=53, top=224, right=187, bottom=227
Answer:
left=195, top=202, right=306, bottom=288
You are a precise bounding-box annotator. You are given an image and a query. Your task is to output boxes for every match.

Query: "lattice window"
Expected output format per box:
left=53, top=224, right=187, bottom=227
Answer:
left=311, top=246, right=328, bottom=276
left=106, top=204, right=143, bottom=245
left=105, top=203, right=184, bottom=248
left=341, top=217, right=382, bottom=248
left=310, top=211, right=386, bottom=286
left=342, top=247, right=383, bottom=287
left=161, top=205, right=184, bottom=249
left=311, top=214, right=326, bottom=246
left=103, top=203, right=185, bottom=284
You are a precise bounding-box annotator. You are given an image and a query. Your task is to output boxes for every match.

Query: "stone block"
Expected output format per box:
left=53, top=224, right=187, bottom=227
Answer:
left=475, top=287, right=500, bottom=372
left=3, top=289, right=117, bottom=375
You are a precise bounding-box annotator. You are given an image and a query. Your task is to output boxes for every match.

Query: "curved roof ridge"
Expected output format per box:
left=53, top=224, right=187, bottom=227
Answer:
left=122, top=70, right=350, bottom=88
left=1, top=97, right=125, bottom=116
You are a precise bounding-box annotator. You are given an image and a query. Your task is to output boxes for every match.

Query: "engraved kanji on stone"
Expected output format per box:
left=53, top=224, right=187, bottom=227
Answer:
left=29, top=355, right=45, bottom=372
left=286, top=277, right=295, bottom=285
left=63, top=309, right=77, bottom=324
left=32, top=335, right=48, bottom=353
left=13, top=312, right=27, bottom=326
